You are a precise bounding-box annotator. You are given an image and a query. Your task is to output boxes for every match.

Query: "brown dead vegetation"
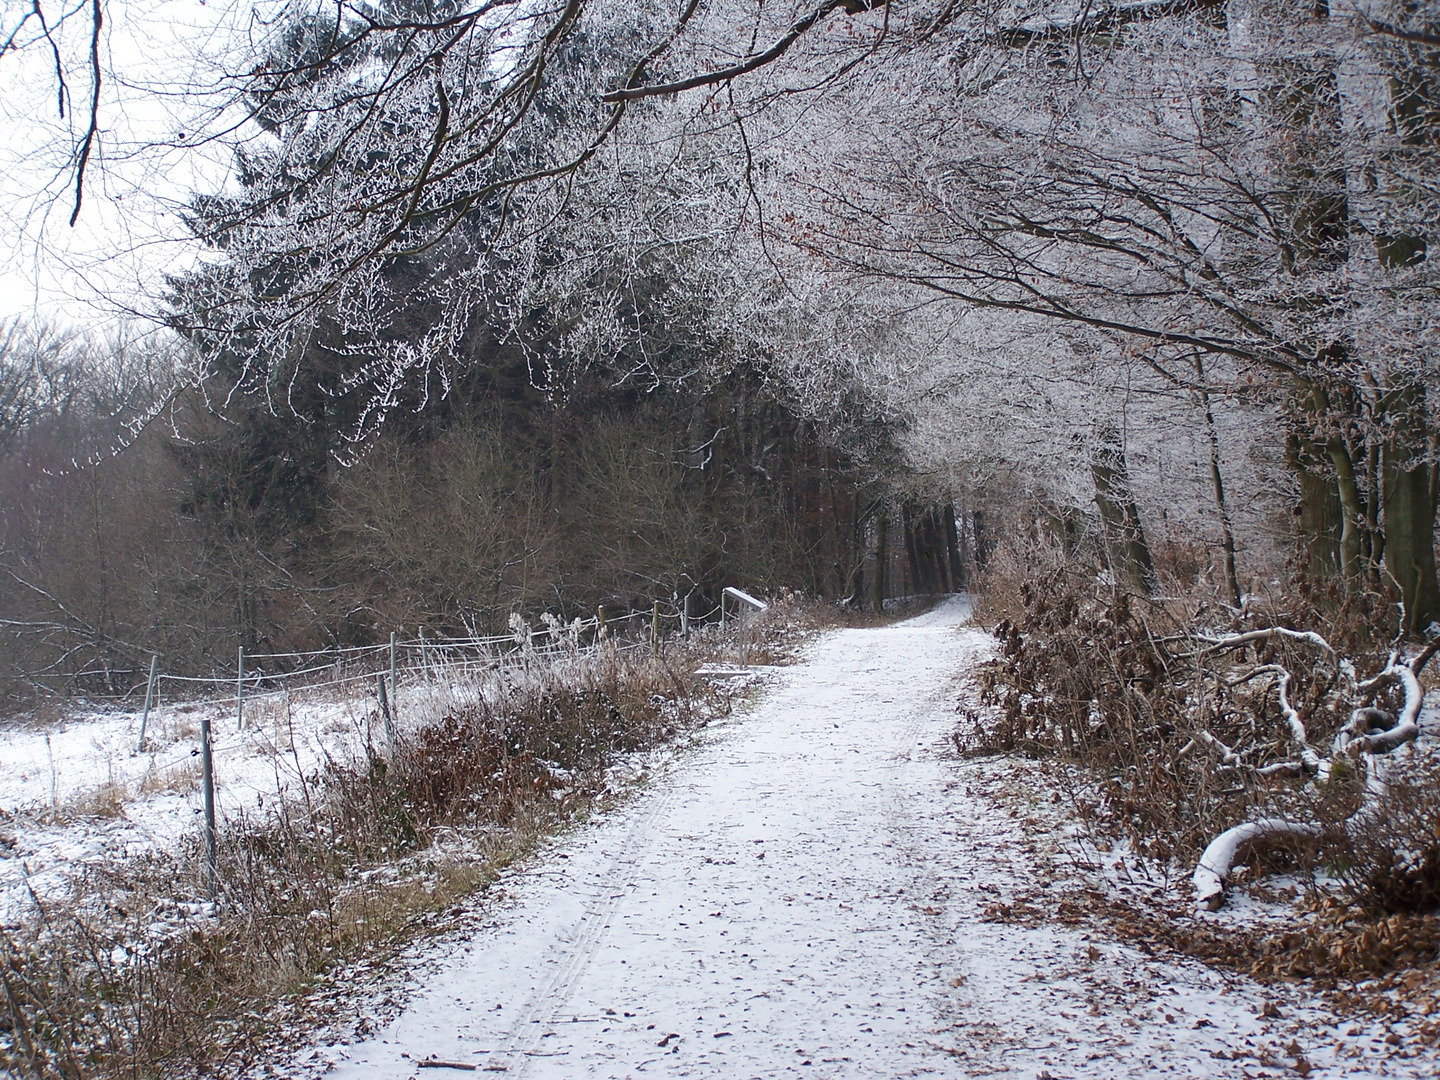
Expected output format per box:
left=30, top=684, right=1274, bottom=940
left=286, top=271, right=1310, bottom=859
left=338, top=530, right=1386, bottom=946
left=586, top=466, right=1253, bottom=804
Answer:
left=964, top=539, right=1440, bottom=997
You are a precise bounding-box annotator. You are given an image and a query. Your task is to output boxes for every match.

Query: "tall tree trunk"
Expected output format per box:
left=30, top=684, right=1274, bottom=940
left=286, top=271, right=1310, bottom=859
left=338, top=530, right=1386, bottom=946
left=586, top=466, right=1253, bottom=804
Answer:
left=1043, top=504, right=1082, bottom=556
left=1366, top=438, right=1384, bottom=576
left=1327, top=436, right=1366, bottom=578
left=1091, top=425, right=1157, bottom=596
left=944, top=504, right=965, bottom=591
left=1193, top=357, right=1241, bottom=607
left=1286, top=431, right=1343, bottom=574
left=1306, top=385, right=1373, bottom=582
left=848, top=493, right=867, bottom=606
left=923, top=509, right=950, bottom=592
left=1381, top=386, right=1440, bottom=636
left=903, top=503, right=922, bottom=596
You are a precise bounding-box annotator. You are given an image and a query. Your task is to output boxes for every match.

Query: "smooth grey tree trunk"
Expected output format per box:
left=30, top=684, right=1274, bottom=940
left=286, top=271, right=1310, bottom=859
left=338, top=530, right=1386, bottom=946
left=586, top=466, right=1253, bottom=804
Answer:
left=1091, top=425, right=1157, bottom=596
left=1381, top=387, right=1440, bottom=636
left=1193, top=357, right=1241, bottom=607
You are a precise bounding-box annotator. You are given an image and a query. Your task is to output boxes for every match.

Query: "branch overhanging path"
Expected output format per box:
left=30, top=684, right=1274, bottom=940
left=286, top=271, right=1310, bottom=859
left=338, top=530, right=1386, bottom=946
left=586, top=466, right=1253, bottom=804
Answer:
left=290, top=599, right=1433, bottom=1078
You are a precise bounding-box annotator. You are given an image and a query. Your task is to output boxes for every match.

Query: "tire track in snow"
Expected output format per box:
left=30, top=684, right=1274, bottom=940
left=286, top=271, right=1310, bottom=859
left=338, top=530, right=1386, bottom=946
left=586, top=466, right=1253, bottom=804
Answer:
left=495, top=779, right=681, bottom=1075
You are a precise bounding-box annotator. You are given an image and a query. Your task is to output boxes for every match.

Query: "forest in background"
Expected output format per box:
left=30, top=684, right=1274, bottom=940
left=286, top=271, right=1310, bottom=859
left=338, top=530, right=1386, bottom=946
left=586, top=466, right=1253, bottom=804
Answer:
left=0, top=316, right=973, bottom=708
left=0, top=0, right=1436, bottom=709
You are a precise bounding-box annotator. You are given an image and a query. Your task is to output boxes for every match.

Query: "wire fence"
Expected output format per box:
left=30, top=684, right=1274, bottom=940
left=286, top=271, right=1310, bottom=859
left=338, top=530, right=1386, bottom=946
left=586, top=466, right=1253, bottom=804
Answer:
left=116, top=591, right=761, bottom=894
left=130, top=598, right=741, bottom=741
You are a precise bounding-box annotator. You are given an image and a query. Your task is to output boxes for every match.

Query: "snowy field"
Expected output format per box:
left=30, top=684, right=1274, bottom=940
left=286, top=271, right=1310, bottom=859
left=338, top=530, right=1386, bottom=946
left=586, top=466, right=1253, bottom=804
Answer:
left=1, top=671, right=413, bottom=919
left=0, top=629, right=650, bottom=922
left=242, top=598, right=1439, bottom=1080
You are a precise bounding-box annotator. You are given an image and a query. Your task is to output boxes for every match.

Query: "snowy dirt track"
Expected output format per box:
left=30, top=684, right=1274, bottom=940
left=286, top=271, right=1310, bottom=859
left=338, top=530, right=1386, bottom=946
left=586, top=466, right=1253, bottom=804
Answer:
left=299, top=599, right=1432, bottom=1079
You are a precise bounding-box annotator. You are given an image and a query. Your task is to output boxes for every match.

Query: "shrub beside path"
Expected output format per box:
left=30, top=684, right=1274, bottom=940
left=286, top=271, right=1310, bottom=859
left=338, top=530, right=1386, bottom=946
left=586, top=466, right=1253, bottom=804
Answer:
left=291, top=598, right=1437, bottom=1079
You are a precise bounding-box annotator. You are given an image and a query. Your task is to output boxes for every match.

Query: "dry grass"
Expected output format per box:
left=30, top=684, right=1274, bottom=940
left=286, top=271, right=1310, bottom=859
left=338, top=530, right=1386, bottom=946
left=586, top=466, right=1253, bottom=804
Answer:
left=136, top=760, right=201, bottom=799
left=708, top=588, right=887, bottom=665
left=60, top=783, right=129, bottom=822
left=0, top=608, right=837, bottom=1080
left=1330, top=755, right=1440, bottom=915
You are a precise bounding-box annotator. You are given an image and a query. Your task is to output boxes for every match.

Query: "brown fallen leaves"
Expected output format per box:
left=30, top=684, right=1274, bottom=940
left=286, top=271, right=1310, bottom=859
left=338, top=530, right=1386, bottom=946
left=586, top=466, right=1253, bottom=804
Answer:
left=974, top=882, right=1440, bottom=1044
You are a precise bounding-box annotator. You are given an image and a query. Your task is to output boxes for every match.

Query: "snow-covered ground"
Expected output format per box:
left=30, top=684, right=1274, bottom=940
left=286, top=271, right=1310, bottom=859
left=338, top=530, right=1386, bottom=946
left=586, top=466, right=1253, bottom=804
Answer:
left=258, top=597, right=1437, bottom=1079
left=0, top=664, right=508, bottom=919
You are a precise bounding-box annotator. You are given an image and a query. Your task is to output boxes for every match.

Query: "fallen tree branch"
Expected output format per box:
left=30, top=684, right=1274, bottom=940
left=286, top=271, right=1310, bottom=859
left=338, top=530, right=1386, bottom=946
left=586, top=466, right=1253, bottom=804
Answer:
left=1193, top=644, right=1428, bottom=910
left=1409, top=641, right=1440, bottom=677
left=1338, top=659, right=1422, bottom=757
left=1193, top=627, right=1336, bottom=658
left=1179, top=729, right=1302, bottom=777
left=1194, top=819, right=1323, bottom=911
left=1273, top=665, right=1326, bottom=775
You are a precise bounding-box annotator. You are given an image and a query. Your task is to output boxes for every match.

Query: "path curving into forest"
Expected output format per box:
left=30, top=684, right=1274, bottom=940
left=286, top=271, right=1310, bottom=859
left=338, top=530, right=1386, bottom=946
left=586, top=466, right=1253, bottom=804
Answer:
left=302, top=599, right=1429, bottom=1079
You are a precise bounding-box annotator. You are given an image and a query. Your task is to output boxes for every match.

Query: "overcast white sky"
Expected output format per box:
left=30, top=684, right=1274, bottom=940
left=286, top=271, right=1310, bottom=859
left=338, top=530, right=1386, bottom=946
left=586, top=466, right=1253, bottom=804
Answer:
left=0, top=0, right=281, bottom=331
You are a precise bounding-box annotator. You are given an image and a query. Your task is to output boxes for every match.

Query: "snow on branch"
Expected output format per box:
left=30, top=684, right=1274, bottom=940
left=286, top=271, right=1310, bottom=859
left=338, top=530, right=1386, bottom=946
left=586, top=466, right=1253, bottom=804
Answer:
left=1192, top=637, right=1430, bottom=911
left=1273, top=666, right=1326, bottom=776
left=1179, top=729, right=1302, bottom=778
left=1193, top=819, right=1323, bottom=911
left=1193, top=627, right=1337, bottom=658
left=1337, top=659, right=1422, bottom=757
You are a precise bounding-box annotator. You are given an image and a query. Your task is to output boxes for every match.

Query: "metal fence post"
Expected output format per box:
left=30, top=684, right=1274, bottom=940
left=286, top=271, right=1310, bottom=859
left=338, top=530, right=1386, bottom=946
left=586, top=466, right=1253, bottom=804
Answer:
left=682, top=593, right=691, bottom=639
left=390, top=631, right=398, bottom=727
left=236, top=646, right=245, bottom=729
left=652, top=601, right=660, bottom=653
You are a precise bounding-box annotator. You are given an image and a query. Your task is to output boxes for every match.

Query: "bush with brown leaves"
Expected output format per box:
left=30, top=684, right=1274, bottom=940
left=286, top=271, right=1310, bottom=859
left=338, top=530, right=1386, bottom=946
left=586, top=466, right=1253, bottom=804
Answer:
left=964, top=557, right=1422, bottom=881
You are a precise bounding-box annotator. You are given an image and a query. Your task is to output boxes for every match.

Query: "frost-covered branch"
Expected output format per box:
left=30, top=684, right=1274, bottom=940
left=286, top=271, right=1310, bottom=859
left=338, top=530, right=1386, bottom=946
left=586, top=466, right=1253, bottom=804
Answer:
left=1273, top=666, right=1327, bottom=776
left=1193, top=642, right=1430, bottom=910
left=600, top=0, right=882, bottom=103
left=1193, top=627, right=1337, bottom=659
left=1337, top=659, right=1423, bottom=757
left=1179, top=729, right=1302, bottom=778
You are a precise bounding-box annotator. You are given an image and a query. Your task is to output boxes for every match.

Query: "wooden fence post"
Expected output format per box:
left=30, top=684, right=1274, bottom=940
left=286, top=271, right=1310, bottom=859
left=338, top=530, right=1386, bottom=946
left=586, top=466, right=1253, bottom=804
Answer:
left=682, top=593, right=691, bottom=639
left=137, top=654, right=158, bottom=752
left=200, top=716, right=218, bottom=897
left=652, top=601, right=661, bottom=653
left=597, top=605, right=606, bottom=641
left=377, top=672, right=396, bottom=750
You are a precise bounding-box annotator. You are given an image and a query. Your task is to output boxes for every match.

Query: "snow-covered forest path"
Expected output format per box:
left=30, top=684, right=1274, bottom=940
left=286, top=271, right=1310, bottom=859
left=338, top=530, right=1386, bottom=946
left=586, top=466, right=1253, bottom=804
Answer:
left=306, top=599, right=1417, bottom=1079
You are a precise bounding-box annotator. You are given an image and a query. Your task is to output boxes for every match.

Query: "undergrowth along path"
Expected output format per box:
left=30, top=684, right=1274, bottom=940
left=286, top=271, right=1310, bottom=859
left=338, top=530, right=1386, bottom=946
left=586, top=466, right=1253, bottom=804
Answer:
left=295, top=598, right=1434, bottom=1079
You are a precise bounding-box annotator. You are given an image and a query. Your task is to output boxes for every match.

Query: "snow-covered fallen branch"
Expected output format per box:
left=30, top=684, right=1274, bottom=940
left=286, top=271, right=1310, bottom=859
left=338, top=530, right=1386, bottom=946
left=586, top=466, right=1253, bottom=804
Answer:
left=1193, top=627, right=1337, bottom=659
left=1339, top=663, right=1422, bottom=756
left=1193, top=644, right=1427, bottom=910
left=1178, top=729, right=1302, bottom=777
left=1275, top=664, right=1327, bottom=775
left=1194, top=818, right=1324, bottom=911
